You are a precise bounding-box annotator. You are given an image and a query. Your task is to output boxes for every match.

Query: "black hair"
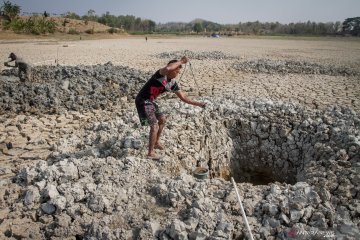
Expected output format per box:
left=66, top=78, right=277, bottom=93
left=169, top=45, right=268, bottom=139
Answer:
left=9, top=52, right=16, bottom=60
left=167, top=59, right=182, bottom=68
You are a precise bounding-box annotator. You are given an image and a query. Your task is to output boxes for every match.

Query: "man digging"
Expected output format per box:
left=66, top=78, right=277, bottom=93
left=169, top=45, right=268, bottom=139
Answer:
left=4, top=52, right=32, bottom=82
left=135, top=56, right=206, bottom=160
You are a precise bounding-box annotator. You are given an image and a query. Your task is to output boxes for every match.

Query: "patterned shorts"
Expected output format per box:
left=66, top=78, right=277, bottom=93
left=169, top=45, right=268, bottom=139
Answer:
left=136, top=100, right=163, bottom=126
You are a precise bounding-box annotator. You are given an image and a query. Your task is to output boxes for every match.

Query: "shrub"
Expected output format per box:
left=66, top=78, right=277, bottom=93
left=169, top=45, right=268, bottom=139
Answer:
left=6, top=18, right=25, bottom=32
left=3, top=17, right=57, bottom=34
left=62, top=18, right=70, bottom=27
left=108, top=27, right=118, bottom=34
left=85, top=28, right=94, bottom=34
left=2, top=19, right=11, bottom=30
left=68, top=28, right=79, bottom=34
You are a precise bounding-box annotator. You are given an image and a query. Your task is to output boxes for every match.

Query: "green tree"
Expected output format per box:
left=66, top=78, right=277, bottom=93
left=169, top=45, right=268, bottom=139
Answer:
left=65, top=11, right=80, bottom=20
left=193, top=22, right=203, bottom=33
left=0, top=0, right=20, bottom=21
left=98, top=12, right=118, bottom=27
left=342, top=17, right=360, bottom=36
left=120, top=15, right=136, bottom=31
left=82, top=9, right=97, bottom=22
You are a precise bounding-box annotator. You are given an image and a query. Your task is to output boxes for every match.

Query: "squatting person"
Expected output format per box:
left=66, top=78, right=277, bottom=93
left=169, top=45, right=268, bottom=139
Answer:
left=135, top=56, right=206, bottom=160
left=4, top=52, right=32, bottom=81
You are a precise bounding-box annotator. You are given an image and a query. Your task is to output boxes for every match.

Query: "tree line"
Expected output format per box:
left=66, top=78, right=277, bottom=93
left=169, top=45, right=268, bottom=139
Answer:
left=64, top=10, right=156, bottom=33
left=1, top=1, right=359, bottom=36
left=155, top=19, right=360, bottom=36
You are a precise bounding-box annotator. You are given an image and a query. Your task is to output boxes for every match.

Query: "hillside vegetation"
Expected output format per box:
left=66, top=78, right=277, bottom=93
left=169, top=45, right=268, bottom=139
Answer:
left=0, top=16, right=124, bottom=35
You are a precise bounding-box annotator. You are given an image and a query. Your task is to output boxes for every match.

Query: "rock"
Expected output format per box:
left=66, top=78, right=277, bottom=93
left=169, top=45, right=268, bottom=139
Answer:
left=280, top=213, right=290, bottom=225
left=50, top=195, right=67, bottom=212
left=42, top=184, right=59, bottom=200
left=270, top=184, right=282, bottom=195
left=290, top=210, right=304, bottom=223
left=123, top=136, right=134, bottom=148
left=41, top=202, right=56, bottom=214
left=189, top=231, right=207, bottom=240
left=338, top=223, right=360, bottom=238
left=167, top=219, right=187, bottom=240
left=132, top=139, right=142, bottom=149
left=24, top=186, right=40, bottom=206
left=309, top=212, right=327, bottom=228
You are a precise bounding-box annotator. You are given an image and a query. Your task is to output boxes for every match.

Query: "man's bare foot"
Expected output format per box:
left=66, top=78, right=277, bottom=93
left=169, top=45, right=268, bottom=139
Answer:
left=154, top=143, right=165, bottom=150
left=147, top=153, right=161, bottom=160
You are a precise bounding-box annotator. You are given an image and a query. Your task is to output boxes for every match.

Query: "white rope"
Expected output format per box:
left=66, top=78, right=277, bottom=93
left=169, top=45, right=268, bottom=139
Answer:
left=231, top=177, right=254, bottom=240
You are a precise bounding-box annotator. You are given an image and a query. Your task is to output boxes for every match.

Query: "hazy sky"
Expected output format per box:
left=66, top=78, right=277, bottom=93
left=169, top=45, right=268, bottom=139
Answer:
left=8, top=0, right=360, bottom=24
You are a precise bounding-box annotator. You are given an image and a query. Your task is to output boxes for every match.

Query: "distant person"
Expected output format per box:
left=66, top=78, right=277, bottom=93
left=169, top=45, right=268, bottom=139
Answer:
left=135, top=56, right=206, bottom=160
left=43, top=11, right=49, bottom=18
left=4, top=53, right=32, bottom=82
left=145, top=36, right=148, bottom=42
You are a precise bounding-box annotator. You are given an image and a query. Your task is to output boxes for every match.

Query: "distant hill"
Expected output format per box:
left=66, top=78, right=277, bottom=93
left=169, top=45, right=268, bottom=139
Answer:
left=189, top=18, right=208, bottom=24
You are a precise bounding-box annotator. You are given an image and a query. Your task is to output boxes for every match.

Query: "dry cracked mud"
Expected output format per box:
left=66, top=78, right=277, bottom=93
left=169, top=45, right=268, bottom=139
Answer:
left=0, top=37, right=359, bottom=239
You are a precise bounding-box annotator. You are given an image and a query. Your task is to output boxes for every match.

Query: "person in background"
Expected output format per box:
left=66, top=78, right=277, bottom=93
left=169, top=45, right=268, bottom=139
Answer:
left=4, top=52, right=32, bottom=81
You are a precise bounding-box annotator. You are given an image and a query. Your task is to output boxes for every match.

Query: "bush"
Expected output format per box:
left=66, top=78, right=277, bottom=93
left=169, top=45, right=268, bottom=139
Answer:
left=68, top=28, right=79, bottom=34
left=108, top=27, right=118, bottom=34
left=2, top=20, right=11, bottom=30
left=85, top=28, right=94, bottom=34
left=62, top=18, right=70, bottom=27
left=6, top=18, right=25, bottom=32
left=3, top=17, right=57, bottom=34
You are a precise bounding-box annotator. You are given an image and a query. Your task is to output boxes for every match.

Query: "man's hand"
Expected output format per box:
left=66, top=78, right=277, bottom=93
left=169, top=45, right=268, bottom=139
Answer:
left=180, top=56, right=188, bottom=65
left=200, top=102, right=207, bottom=109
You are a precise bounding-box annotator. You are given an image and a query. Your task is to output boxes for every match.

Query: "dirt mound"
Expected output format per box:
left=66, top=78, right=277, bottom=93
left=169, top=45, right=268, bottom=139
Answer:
left=47, top=17, right=115, bottom=33
left=1, top=16, right=120, bottom=34
left=0, top=63, right=148, bottom=114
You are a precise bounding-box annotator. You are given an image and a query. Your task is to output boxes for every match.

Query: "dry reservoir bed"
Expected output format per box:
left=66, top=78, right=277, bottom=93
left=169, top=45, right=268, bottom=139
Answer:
left=0, top=37, right=359, bottom=239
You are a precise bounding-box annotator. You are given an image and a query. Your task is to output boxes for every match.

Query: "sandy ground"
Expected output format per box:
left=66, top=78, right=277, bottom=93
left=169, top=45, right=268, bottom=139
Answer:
left=1, top=36, right=359, bottom=112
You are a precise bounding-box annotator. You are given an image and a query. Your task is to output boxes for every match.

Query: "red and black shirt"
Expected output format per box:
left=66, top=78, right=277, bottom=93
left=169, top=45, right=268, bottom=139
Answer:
left=136, top=70, right=180, bottom=103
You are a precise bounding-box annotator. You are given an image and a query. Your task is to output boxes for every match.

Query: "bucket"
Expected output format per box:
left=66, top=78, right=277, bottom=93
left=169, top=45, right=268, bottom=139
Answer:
left=193, top=167, right=209, bottom=180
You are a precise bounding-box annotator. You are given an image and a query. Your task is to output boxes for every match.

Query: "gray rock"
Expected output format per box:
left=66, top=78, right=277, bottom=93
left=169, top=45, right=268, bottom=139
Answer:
left=24, top=186, right=40, bottom=206
left=189, top=231, right=207, bottom=240
left=42, top=184, right=59, bottom=200
left=41, top=202, right=56, bottom=214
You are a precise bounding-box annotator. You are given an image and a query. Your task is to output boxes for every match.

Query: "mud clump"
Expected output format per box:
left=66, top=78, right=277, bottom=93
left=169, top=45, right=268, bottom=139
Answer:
left=232, top=59, right=359, bottom=76
left=156, top=50, right=239, bottom=61
left=0, top=62, right=148, bottom=114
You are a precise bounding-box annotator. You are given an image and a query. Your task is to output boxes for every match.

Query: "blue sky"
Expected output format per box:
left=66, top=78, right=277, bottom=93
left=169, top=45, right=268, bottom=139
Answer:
left=8, top=0, right=360, bottom=24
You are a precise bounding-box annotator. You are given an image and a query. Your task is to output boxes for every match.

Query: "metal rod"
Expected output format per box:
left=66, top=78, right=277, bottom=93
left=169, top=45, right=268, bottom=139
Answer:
left=231, top=177, right=254, bottom=240
left=188, top=61, right=201, bottom=92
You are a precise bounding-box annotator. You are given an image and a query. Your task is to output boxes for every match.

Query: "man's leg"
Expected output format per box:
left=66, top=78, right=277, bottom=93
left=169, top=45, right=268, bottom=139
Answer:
left=155, top=115, right=166, bottom=150
left=148, top=123, right=159, bottom=157
left=143, top=101, right=160, bottom=158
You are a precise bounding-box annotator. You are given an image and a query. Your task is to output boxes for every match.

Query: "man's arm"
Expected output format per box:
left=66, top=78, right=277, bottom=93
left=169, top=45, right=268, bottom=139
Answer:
left=159, top=56, right=188, bottom=76
left=175, top=90, right=206, bottom=108
left=4, top=59, right=15, bottom=67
